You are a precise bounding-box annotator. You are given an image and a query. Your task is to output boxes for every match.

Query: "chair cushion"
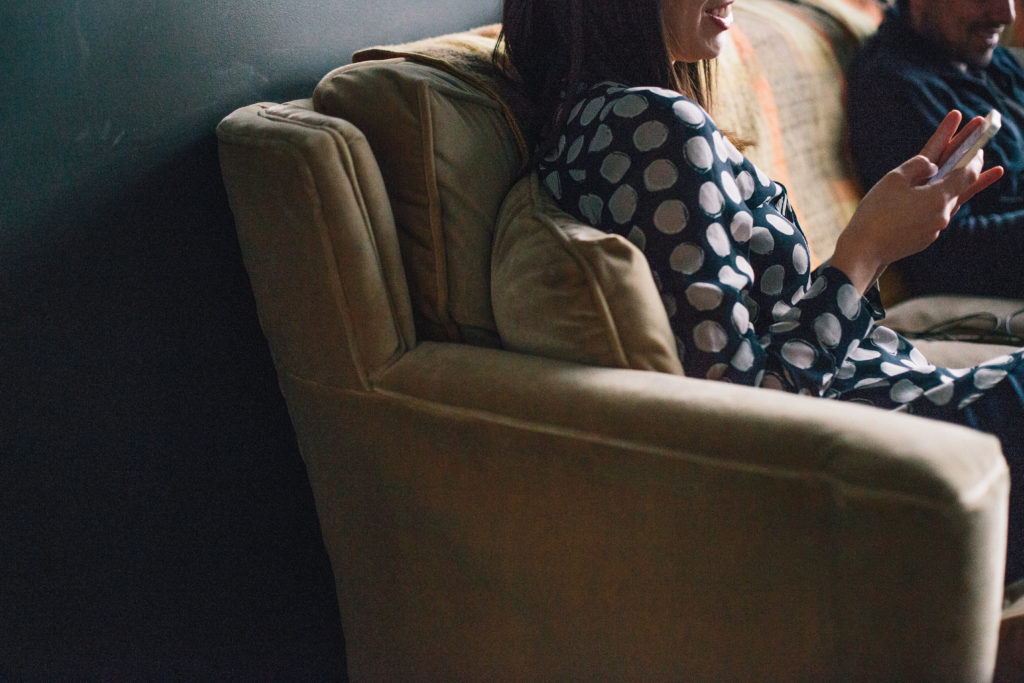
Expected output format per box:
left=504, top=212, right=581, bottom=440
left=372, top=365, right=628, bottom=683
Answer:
left=883, top=295, right=1024, bottom=345
left=491, top=173, right=684, bottom=375
left=313, top=36, right=524, bottom=346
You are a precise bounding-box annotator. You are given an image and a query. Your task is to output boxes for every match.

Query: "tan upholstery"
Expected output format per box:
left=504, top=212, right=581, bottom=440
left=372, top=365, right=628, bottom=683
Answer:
left=492, top=173, right=683, bottom=374
left=314, top=53, right=522, bottom=346
left=216, top=0, right=1021, bottom=677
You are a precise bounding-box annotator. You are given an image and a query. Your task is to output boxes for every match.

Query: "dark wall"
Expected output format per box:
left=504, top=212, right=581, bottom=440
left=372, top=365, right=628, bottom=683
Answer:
left=1, top=0, right=499, bottom=678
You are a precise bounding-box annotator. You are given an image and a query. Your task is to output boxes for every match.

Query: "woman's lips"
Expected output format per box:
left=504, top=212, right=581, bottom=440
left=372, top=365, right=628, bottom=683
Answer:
left=706, top=2, right=734, bottom=30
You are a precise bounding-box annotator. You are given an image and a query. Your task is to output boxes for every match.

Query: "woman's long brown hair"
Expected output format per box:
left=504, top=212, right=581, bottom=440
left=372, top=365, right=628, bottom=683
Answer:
left=494, top=0, right=716, bottom=161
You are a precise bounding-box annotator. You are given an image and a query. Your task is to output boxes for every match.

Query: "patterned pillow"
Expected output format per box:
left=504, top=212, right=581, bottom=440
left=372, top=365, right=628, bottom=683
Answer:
left=491, top=173, right=684, bottom=375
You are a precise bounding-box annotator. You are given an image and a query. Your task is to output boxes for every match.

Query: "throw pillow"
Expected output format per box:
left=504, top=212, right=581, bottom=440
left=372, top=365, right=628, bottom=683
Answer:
left=491, top=173, right=684, bottom=375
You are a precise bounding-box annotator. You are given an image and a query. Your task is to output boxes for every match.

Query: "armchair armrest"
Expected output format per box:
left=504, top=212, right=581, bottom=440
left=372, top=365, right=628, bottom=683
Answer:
left=282, top=341, right=1008, bottom=680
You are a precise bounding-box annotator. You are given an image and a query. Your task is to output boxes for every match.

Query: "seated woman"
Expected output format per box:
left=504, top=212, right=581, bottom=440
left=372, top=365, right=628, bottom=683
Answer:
left=497, top=0, right=1024, bottom=583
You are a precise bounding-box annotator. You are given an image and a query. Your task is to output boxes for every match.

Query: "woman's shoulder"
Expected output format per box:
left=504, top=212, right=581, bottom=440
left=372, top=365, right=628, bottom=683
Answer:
left=569, top=81, right=714, bottom=130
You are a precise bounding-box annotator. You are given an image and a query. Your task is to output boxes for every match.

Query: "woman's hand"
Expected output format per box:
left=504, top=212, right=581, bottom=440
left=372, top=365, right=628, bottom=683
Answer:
left=831, top=110, right=1004, bottom=294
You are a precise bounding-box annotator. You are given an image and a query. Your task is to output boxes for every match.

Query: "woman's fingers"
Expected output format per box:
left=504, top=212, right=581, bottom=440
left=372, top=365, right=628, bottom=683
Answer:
left=953, top=158, right=1004, bottom=206
left=919, top=109, right=964, bottom=163
left=899, top=154, right=938, bottom=184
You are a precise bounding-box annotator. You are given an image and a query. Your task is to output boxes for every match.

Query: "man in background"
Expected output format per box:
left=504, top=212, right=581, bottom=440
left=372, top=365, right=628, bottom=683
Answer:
left=846, top=0, right=1024, bottom=298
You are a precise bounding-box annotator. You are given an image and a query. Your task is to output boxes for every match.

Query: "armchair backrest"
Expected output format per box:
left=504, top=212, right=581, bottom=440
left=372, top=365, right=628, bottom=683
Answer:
left=217, top=102, right=415, bottom=391
left=313, top=43, right=524, bottom=346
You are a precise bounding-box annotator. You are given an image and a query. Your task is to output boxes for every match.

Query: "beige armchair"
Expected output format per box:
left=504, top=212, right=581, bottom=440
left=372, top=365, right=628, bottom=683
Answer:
left=216, top=14, right=1016, bottom=681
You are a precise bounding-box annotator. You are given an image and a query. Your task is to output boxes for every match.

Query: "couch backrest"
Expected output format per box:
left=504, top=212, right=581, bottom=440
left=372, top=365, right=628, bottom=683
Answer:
left=714, top=0, right=879, bottom=265
left=304, top=0, right=881, bottom=370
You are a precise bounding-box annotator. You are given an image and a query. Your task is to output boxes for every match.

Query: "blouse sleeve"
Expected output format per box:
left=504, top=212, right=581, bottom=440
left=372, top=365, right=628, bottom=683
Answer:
left=538, top=85, right=878, bottom=394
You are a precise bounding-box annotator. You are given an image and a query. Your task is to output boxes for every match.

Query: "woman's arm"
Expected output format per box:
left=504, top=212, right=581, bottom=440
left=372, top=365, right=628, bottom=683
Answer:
left=539, top=86, right=875, bottom=393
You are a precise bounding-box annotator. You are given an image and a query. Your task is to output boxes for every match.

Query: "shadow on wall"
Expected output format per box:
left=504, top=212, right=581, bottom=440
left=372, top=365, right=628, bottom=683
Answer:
left=1, top=0, right=500, bottom=677
left=1, top=136, right=349, bottom=679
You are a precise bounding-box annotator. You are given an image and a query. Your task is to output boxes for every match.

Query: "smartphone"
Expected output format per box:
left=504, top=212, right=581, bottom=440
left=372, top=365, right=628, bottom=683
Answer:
left=928, top=109, right=1002, bottom=184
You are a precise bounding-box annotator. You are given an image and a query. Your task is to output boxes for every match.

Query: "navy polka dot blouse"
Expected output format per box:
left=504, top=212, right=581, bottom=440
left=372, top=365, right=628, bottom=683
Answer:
left=537, top=82, right=1024, bottom=413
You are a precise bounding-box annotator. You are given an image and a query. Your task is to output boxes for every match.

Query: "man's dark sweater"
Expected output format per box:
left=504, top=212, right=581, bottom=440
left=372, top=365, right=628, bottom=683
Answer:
left=847, top=7, right=1024, bottom=298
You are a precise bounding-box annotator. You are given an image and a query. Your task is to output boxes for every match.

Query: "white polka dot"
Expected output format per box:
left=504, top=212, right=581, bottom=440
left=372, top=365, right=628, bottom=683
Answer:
left=706, top=222, right=731, bottom=257
left=568, top=99, right=586, bottom=123
left=890, top=379, right=923, bottom=403
left=566, top=135, right=585, bottom=164
left=804, top=276, right=828, bottom=300
left=981, top=354, right=1015, bottom=367
left=735, top=255, right=755, bottom=281
left=760, top=265, right=785, bottom=296
left=600, top=100, right=616, bottom=120
left=673, top=99, right=705, bottom=126
left=719, top=265, right=750, bottom=290
left=781, top=340, right=816, bottom=369
left=730, top=212, right=753, bottom=242
left=849, top=347, right=881, bottom=361
left=880, top=362, right=910, bottom=377
left=870, top=326, right=899, bottom=355
left=731, top=339, right=755, bottom=371
left=644, top=159, right=678, bottom=191
left=627, top=226, right=646, bottom=251
left=686, top=136, right=714, bottom=171
left=732, top=302, right=751, bottom=332
left=580, top=97, right=605, bottom=126
left=755, top=166, right=771, bottom=187
left=720, top=172, right=741, bottom=204
left=925, top=381, right=955, bottom=406
left=724, top=138, right=744, bottom=164
left=608, top=184, right=638, bottom=224
left=771, top=321, right=800, bottom=333
left=601, top=152, right=632, bottom=184
left=814, top=313, right=842, bottom=348
left=613, top=94, right=649, bottom=118
left=736, top=171, right=755, bottom=200
left=636, top=86, right=679, bottom=99
left=958, top=393, right=983, bottom=410
left=792, top=245, right=809, bottom=275
left=773, top=301, right=798, bottom=321
left=712, top=131, right=730, bottom=163
left=654, top=200, right=689, bottom=234
left=544, top=171, right=562, bottom=199
left=974, top=368, right=1008, bottom=390
left=837, top=284, right=861, bottom=320
left=579, top=194, right=603, bottom=224
left=706, top=363, right=729, bottom=380
left=588, top=124, right=614, bottom=152
left=765, top=213, right=795, bottom=235
left=670, top=243, right=704, bottom=274
left=634, top=120, right=669, bottom=151
left=544, top=134, right=566, bottom=163
left=750, top=227, right=775, bottom=255
left=907, top=347, right=934, bottom=371
left=686, top=283, right=724, bottom=311
left=854, top=377, right=888, bottom=390
left=836, top=361, right=857, bottom=380
left=699, top=182, right=725, bottom=216
left=694, top=320, right=729, bottom=353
